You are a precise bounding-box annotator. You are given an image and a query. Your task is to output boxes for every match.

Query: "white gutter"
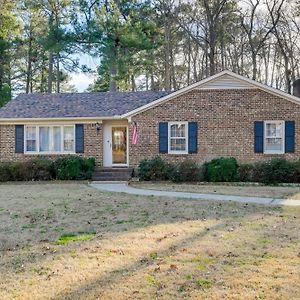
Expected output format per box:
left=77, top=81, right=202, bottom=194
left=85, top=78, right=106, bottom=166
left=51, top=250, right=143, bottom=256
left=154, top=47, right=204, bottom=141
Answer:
left=0, top=115, right=124, bottom=125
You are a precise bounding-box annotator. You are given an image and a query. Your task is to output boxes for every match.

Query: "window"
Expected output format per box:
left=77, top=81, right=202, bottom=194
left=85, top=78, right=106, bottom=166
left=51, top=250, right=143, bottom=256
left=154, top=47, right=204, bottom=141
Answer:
left=39, top=127, right=50, bottom=152
left=64, top=126, right=75, bottom=152
left=25, top=125, right=75, bottom=154
left=168, top=122, right=188, bottom=154
left=264, top=121, right=284, bottom=154
left=26, top=126, right=37, bottom=152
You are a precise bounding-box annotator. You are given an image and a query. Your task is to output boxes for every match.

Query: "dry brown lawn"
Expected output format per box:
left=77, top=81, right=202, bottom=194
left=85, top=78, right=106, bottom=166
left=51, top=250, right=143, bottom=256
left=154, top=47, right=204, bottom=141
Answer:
left=0, top=182, right=299, bottom=300
left=131, top=181, right=300, bottom=200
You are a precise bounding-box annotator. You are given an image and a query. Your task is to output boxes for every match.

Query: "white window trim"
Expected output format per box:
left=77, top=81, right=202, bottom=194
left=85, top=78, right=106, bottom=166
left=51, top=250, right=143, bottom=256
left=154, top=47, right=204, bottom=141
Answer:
left=168, top=121, right=188, bottom=154
left=24, top=125, right=76, bottom=155
left=264, top=120, right=285, bottom=154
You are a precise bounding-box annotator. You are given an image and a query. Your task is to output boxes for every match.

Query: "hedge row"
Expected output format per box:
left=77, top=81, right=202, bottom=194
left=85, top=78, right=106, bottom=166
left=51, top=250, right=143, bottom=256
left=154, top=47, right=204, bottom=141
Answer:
left=138, top=156, right=300, bottom=184
left=0, top=156, right=95, bottom=182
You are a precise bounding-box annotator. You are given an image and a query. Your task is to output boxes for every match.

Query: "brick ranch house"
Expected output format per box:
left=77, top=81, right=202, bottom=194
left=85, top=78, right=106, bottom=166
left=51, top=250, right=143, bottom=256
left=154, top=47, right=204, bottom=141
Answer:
left=0, top=70, right=299, bottom=178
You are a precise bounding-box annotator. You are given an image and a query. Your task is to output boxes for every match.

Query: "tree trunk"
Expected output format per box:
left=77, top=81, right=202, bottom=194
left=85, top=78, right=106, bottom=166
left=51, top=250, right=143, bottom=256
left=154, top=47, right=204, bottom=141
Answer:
left=252, top=52, right=257, bottom=80
left=145, top=72, right=149, bottom=91
left=164, top=20, right=171, bottom=90
left=150, top=72, right=155, bottom=90
left=131, top=74, right=135, bottom=92
left=109, top=64, right=117, bottom=92
left=26, top=32, right=33, bottom=94
left=187, top=36, right=191, bottom=85
left=47, top=52, right=54, bottom=93
left=56, top=53, right=60, bottom=93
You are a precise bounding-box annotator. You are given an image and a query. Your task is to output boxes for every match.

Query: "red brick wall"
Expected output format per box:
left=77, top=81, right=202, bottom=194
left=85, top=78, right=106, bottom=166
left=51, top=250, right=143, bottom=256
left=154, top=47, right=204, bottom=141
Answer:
left=0, top=124, right=103, bottom=166
left=129, top=88, right=300, bottom=166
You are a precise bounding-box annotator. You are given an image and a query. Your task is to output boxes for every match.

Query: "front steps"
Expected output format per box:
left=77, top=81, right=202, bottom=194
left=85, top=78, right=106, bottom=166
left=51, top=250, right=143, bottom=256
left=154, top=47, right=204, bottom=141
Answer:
left=92, top=167, right=133, bottom=181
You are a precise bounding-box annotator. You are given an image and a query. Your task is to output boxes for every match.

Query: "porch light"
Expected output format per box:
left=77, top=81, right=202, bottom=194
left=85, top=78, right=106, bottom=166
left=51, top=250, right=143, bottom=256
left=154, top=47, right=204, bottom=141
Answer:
left=96, top=122, right=101, bottom=131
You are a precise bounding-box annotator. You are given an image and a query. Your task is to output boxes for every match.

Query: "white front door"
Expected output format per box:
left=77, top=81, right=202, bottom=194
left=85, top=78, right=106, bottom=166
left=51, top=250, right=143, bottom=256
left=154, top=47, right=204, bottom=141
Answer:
left=103, top=125, right=128, bottom=167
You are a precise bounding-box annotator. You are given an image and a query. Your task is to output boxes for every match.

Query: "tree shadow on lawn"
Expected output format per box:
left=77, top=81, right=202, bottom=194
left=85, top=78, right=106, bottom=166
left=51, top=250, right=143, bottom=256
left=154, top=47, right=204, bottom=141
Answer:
left=50, top=200, right=298, bottom=300
left=52, top=221, right=226, bottom=300
left=1, top=185, right=298, bottom=299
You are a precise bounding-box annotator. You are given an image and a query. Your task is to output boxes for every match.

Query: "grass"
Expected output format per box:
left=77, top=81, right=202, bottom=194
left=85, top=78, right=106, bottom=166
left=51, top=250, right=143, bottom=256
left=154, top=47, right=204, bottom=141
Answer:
left=0, top=182, right=299, bottom=299
left=55, top=233, right=95, bottom=245
left=131, top=181, right=300, bottom=199
left=196, top=278, right=213, bottom=289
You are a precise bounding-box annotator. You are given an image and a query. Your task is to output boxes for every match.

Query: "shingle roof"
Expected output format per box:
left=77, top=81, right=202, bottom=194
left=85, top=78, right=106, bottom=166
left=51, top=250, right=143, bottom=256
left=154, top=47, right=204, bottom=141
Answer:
left=0, top=91, right=171, bottom=119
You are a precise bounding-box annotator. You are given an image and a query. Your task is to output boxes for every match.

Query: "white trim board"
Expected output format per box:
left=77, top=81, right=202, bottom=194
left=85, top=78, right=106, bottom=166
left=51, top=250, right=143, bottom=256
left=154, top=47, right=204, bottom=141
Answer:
left=122, top=70, right=300, bottom=118
left=196, top=74, right=256, bottom=90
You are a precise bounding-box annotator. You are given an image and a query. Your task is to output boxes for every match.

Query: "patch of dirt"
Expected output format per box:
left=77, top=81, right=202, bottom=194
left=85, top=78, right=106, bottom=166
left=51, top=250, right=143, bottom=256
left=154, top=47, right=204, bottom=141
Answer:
left=0, top=182, right=299, bottom=299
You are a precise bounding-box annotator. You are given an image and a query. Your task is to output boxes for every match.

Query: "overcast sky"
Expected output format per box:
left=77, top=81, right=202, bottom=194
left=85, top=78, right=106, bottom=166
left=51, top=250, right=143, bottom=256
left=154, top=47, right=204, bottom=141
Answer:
left=69, top=54, right=99, bottom=92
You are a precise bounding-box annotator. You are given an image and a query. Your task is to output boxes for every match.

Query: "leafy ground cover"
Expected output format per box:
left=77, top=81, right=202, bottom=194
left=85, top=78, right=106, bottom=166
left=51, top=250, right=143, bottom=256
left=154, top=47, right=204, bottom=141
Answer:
left=0, top=182, right=299, bottom=299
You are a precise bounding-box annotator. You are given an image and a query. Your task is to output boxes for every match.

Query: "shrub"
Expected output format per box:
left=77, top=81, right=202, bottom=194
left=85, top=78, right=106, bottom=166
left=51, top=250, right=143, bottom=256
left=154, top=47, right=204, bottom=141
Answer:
left=54, top=156, right=95, bottom=180
left=238, top=164, right=254, bottom=182
left=19, top=158, right=55, bottom=181
left=138, top=156, right=171, bottom=181
left=54, top=156, right=81, bottom=180
left=0, top=162, right=13, bottom=181
left=170, top=160, right=203, bottom=182
left=258, top=158, right=295, bottom=184
left=207, top=157, right=238, bottom=182
left=291, top=160, right=300, bottom=183
left=0, top=156, right=95, bottom=182
left=239, top=159, right=296, bottom=184
left=80, top=157, right=96, bottom=179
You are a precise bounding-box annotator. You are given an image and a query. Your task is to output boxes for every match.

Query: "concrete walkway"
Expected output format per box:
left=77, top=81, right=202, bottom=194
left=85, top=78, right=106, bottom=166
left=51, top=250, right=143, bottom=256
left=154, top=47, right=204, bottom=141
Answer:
left=90, top=182, right=300, bottom=207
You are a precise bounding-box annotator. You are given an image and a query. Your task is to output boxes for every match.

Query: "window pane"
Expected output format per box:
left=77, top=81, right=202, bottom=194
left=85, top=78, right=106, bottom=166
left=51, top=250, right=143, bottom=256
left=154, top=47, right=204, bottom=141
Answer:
left=170, top=138, right=186, bottom=151
left=39, top=127, right=50, bottom=152
left=265, top=138, right=283, bottom=152
left=26, top=127, right=36, bottom=152
left=26, top=140, right=36, bottom=151
left=53, top=126, right=61, bottom=152
left=170, top=123, right=186, bottom=138
left=64, top=126, right=74, bottom=152
left=266, top=123, right=282, bottom=138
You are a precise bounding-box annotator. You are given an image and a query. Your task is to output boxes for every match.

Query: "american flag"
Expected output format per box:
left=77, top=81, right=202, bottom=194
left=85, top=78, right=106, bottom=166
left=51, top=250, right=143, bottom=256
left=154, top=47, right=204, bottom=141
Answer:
left=132, top=122, right=138, bottom=145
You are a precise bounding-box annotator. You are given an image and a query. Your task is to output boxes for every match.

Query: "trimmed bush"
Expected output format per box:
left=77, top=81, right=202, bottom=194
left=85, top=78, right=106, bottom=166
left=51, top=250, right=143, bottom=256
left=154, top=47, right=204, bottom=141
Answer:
left=0, top=156, right=95, bottom=182
left=239, top=159, right=296, bottom=184
left=138, top=156, right=171, bottom=181
left=237, top=164, right=254, bottom=182
left=0, top=162, right=13, bottom=182
left=207, top=157, right=238, bottom=182
left=137, top=156, right=300, bottom=185
left=54, top=156, right=81, bottom=180
left=80, top=157, right=96, bottom=179
left=291, top=160, right=300, bottom=183
left=54, top=156, right=95, bottom=180
left=256, top=158, right=294, bottom=184
left=170, top=160, right=203, bottom=182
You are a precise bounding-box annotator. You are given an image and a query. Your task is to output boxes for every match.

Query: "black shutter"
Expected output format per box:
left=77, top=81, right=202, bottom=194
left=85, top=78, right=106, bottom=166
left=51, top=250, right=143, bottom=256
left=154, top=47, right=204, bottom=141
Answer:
left=285, top=121, right=295, bottom=153
left=15, top=125, right=24, bottom=153
left=254, top=121, right=264, bottom=153
left=75, top=124, right=84, bottom=153
left=159, top=122, right=168, bottom=153
left=188, top=122, right=198, bottom=153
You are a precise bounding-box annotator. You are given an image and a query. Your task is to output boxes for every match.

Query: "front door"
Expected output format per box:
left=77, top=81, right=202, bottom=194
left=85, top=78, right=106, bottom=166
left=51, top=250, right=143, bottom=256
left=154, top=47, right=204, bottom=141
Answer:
left=103, top=125, right=128, bottom=167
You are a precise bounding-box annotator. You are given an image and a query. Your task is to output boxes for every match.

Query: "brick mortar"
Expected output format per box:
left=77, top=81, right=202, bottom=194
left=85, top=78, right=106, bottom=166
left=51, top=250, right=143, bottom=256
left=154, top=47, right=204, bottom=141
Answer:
left=1, top=88, right=300, bottom=167
left=0, top=124, right=103, bottom=166
left=129, top=88, right=300, bottom=166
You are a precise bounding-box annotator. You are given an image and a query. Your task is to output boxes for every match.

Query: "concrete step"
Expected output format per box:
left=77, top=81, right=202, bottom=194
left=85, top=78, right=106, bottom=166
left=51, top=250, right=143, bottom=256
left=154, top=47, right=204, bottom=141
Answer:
left=92, top=177, right=131, bottom=181
left=92, top=167, right=133, bottom=181
left=95, top=167, right=133, bottom=173
left=93, top=174, right=131, bottom=180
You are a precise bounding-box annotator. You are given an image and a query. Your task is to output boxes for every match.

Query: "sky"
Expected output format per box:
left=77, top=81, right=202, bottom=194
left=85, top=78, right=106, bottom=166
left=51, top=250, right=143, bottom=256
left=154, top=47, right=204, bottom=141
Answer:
left=69, top=54, right=99, bottom=92
left=69, top=72, right=96, bottom=92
